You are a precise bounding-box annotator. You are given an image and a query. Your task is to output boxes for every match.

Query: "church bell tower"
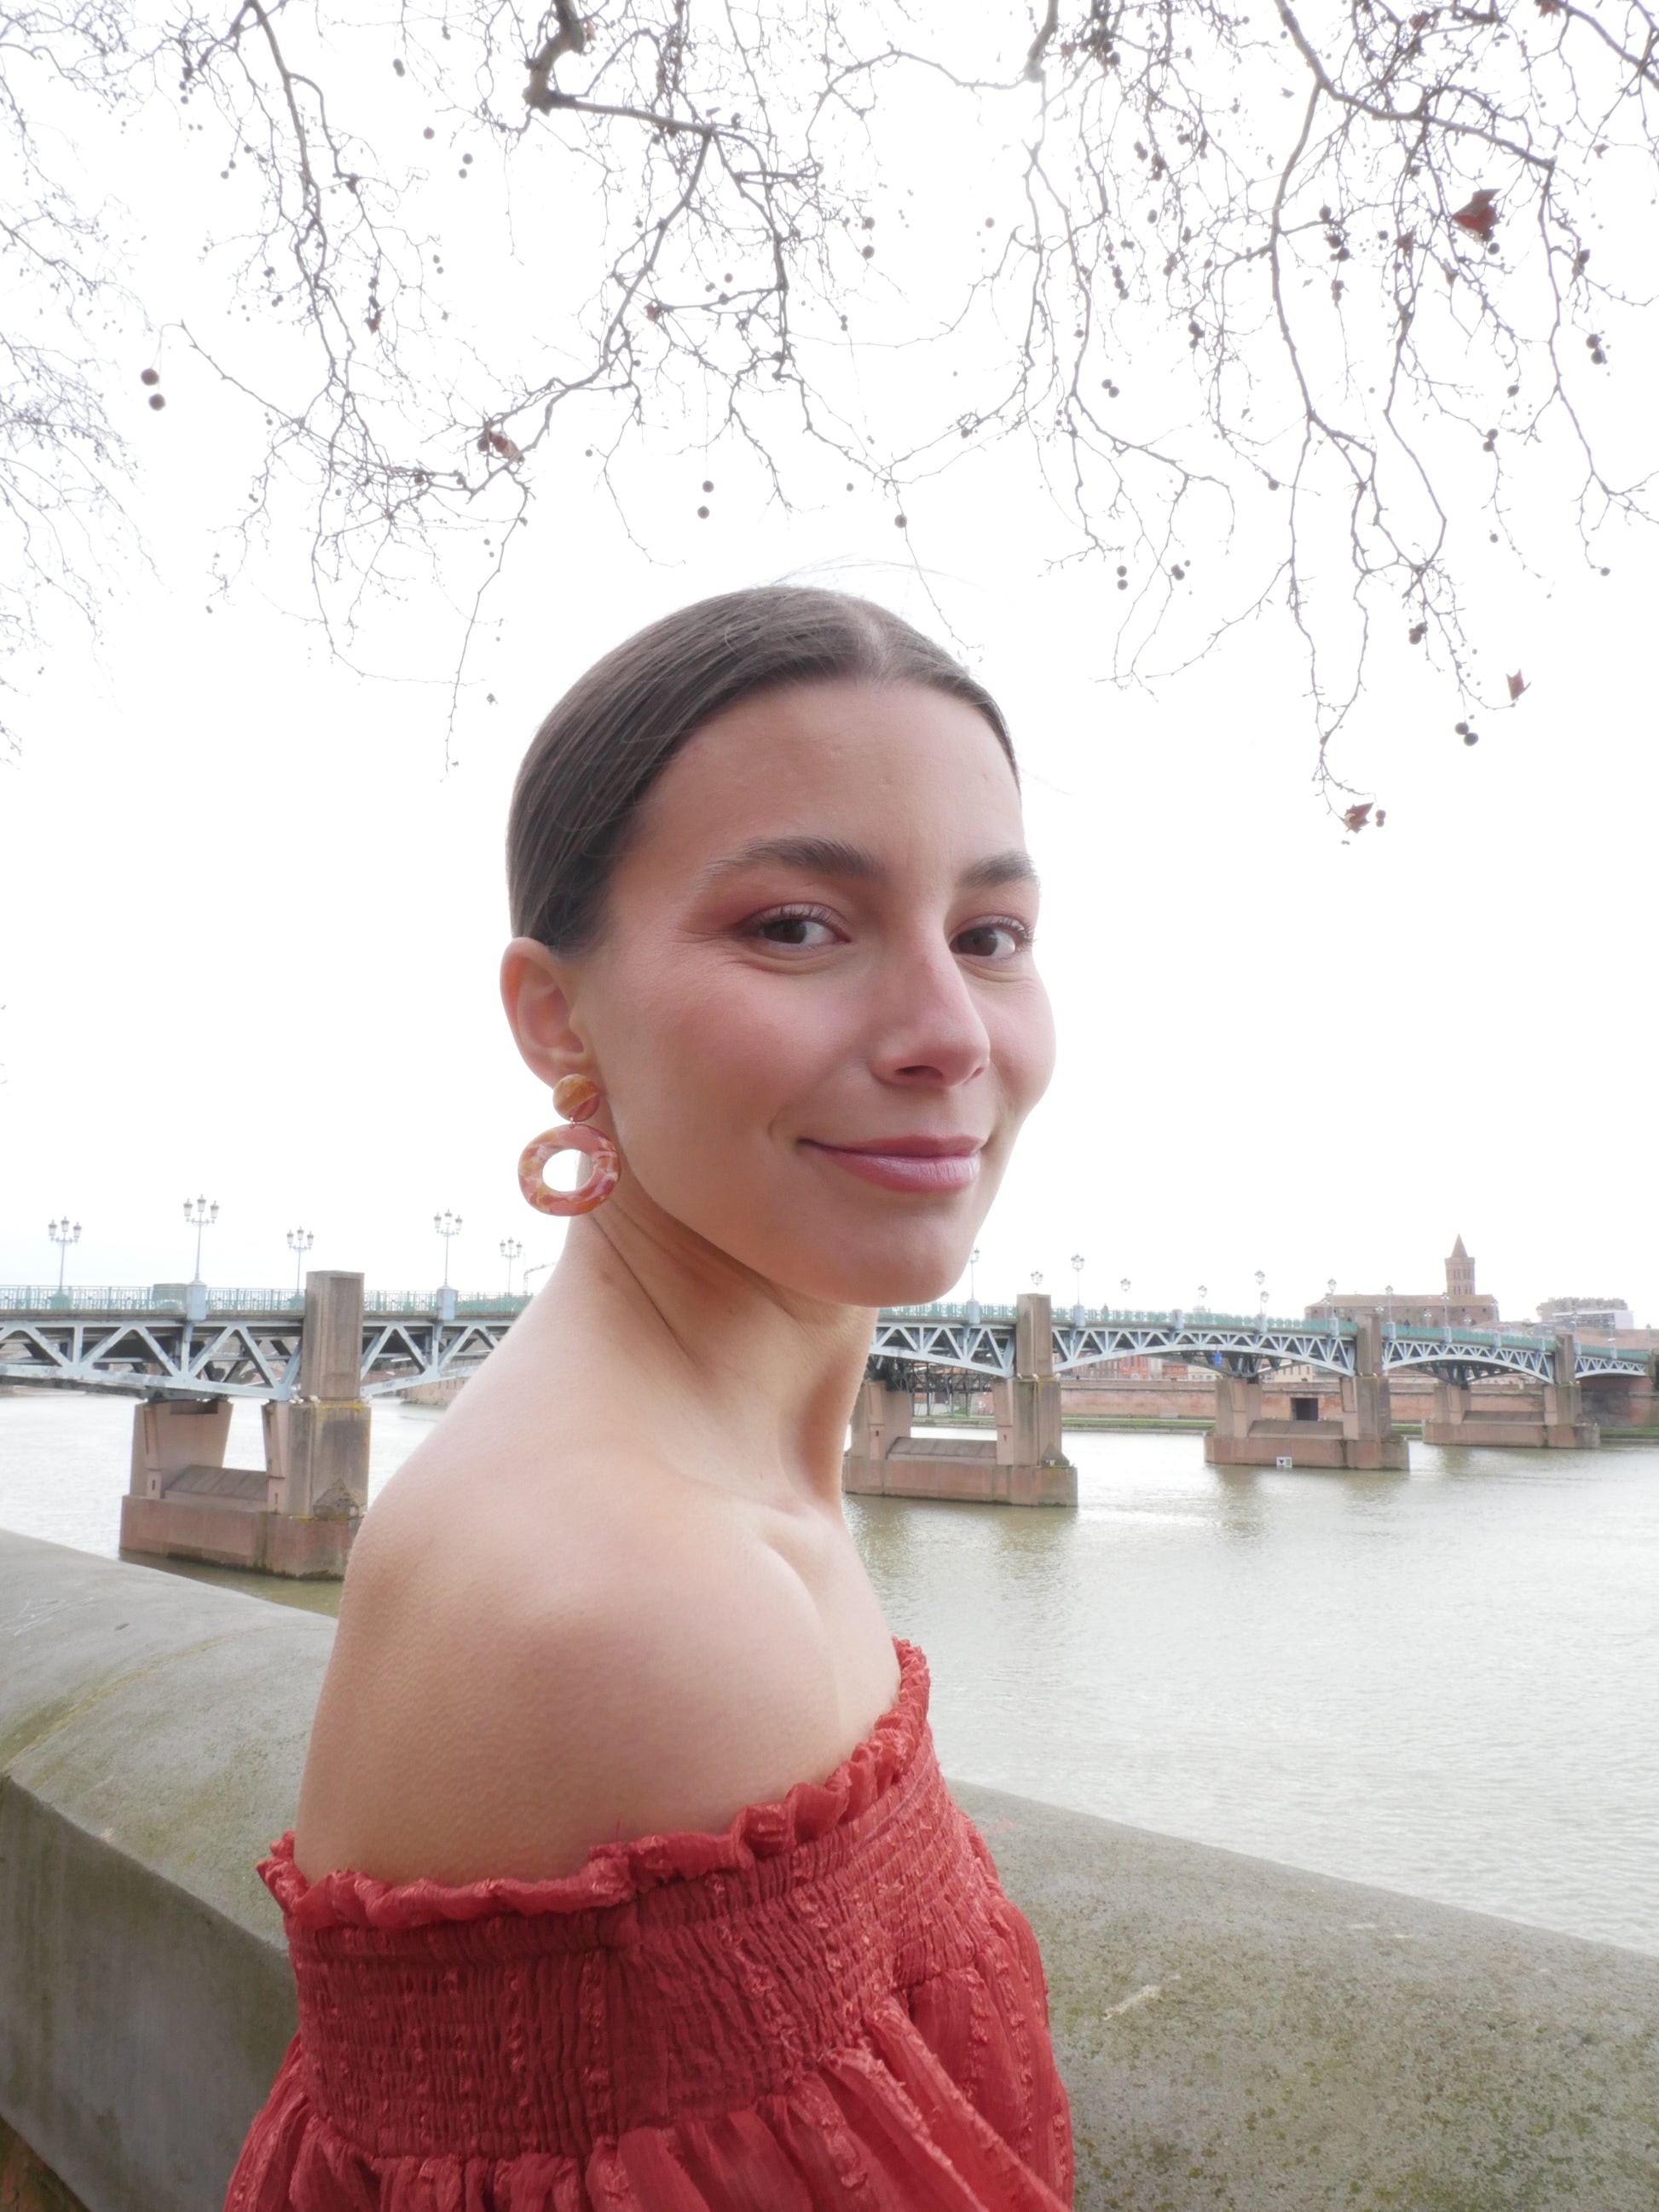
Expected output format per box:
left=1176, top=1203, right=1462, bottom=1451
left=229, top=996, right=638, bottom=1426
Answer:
left=1445, top=1235, right=1476, bottom=1301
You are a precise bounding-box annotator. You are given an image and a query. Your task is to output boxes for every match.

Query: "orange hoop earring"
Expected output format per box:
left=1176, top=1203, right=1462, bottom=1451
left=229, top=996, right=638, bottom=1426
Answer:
left=518, top=1076, right=621, bottom=1217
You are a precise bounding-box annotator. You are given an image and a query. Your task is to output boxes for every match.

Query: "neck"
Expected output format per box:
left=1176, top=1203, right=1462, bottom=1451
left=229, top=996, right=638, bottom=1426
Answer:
left=517, top=1193, right=877, bottom=1510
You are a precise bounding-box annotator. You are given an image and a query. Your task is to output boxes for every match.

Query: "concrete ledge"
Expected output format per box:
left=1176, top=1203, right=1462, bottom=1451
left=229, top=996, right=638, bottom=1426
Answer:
left=0, top=1535, right=318, bottom=2212
left=3, top=1532, right=1657, bottom=2212
left=952, top=1782, right=1659, bottom=2211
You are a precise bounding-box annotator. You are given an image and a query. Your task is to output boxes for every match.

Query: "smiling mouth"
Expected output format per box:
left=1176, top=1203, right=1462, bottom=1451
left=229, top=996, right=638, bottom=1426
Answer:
left=801, top=1137, right=984, bottom=1194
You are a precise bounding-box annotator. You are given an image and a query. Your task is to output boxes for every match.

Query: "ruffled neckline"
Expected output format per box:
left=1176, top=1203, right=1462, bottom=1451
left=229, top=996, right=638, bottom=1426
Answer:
left=264, top=1634, right=928, bottom=1931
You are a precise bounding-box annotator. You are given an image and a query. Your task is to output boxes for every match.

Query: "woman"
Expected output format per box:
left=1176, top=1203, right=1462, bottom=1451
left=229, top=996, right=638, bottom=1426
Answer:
left=229, top=587, right=1072, bottom=2210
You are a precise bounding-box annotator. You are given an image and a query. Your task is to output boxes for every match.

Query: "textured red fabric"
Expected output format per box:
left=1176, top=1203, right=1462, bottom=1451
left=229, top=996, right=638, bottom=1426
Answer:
left=227, top=1639, right=1072, bottom=2210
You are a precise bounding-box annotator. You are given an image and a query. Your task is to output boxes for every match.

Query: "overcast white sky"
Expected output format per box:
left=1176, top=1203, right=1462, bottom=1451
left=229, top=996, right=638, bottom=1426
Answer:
left=3, top=28, right=1656, bottom=1326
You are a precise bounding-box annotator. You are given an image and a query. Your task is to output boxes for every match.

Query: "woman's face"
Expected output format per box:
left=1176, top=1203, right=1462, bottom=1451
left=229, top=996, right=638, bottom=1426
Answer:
left=509, top=680, right=1055, bottom=1308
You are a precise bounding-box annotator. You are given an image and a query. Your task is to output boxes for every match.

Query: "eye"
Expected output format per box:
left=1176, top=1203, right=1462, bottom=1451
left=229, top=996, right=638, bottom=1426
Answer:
left=953, top=918, right=1030, bottom=961
left=745, top=905, right=843, bottom=949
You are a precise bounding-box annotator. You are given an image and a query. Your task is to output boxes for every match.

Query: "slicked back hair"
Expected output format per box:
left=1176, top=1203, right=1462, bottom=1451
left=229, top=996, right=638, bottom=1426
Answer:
left=506, top=586, right=1016, bottom=951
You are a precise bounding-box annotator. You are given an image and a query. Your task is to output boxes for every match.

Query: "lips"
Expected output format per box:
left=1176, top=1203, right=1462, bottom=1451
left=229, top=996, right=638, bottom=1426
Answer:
left=802, top=1136, right=984, bottom=1195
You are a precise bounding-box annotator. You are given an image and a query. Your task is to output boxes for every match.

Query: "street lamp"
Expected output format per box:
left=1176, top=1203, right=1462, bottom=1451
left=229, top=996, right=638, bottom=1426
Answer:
left=1030, top=1269, right=1043, bottom=1292
left=47, top=1217, right=81, bottom=1296
left=434, top=1210, right=463, bottom=1295
left=1119, top=1275, right=1130, bottom=1315
left=1325, top=1275, right=1337, bottom=1320
left=500, top=1237, right=523, bottom=1297
left=1384, top=1283, right=1395, bottom=1334
left=1071, top=1252, right=1086, bottom=1324
left=183, top=1196, right=219, bottom=1285
left=1255, top=1268, right=1267, bottom=1319
left=1196, top=1283, right=1208, bottom=1313
left=966, top=1246, right=980, bottom=1322
left=286, top=1227, right=314, bottom=1294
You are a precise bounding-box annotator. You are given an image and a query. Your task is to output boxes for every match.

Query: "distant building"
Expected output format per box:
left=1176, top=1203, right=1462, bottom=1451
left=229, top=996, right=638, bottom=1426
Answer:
left=1538, top=1296, right=1635, bottom=1334
left=1306, top=1235, right=1500, bottom=1330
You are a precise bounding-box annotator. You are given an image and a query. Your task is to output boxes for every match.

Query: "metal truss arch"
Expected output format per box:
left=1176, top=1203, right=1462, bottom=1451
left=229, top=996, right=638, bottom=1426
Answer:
left=1, top=1295, right=1647, bottom=1402
left=0, top=1305, right=512, bottom=1401
left=866, top=1307, right=1650, bottom=1386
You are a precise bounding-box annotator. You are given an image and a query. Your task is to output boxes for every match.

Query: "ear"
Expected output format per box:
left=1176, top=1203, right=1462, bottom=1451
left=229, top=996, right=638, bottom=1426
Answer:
left=500, top=937, right=596, bottom=1090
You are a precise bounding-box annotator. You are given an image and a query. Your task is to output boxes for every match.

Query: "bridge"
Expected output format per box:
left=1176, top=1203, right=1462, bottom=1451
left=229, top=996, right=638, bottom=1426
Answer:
left=858, top=1297, right=1653, bottom=1484
left=4, top=1285, right=1646, bottom=1405
left=0, top=1274, right=526, bottom=1578
left=868, top=1303, right=1651, bottom=1385
left=0, top=1285, right=520, bottom=1403
left=3, top=1282, right=1652, bottom=1562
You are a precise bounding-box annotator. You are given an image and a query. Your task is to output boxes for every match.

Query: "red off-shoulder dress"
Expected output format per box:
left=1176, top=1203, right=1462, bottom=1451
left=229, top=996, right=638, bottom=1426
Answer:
left=227, top=1638, right=1073, bottom=2211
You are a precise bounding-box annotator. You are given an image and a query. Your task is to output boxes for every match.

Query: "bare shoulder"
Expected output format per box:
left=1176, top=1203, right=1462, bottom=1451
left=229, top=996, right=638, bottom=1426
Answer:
left=293, top=1443, right=897, bottom=1886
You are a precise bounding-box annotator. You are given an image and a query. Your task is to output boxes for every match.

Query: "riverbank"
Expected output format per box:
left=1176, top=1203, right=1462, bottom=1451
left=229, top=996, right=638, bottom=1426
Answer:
left=4, top=1529, right=1656, bottom=2212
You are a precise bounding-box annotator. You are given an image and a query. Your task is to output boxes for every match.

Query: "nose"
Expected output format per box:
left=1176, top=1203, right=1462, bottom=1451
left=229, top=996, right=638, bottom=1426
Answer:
left=867, top=936, right=991, bottom=1092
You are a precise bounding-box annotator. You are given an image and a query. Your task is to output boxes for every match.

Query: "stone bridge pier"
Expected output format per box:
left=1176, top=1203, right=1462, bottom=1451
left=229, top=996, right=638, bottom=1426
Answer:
left=1205, top=1314, right=1408, bottom=1471
left=118, top=1272, right=369, bottom=1577
left=843, top=1292, right=1077, bottom=1505
left=1421, top=1330, right=1599, bottom=1449
left=1578, top=1351, right=1659, bottom=1434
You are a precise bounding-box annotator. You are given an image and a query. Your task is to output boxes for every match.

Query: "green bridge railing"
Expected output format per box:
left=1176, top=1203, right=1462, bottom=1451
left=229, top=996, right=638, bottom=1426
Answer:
left=0, top=1285, right=534, bottom=1318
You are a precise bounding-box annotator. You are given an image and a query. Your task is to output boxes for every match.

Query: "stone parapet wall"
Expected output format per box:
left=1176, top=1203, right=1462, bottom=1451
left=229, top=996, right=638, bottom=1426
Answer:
left=3, top=1532, right=1656, bottom=2212
left=0, top=1538, right=311, bottom=2212
left=954, top=1782, right=1659, bottom=2210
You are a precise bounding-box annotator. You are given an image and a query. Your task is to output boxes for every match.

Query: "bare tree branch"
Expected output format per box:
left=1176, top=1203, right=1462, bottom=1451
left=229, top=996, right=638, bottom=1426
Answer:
left=0, top=0, right=1653, bottom=803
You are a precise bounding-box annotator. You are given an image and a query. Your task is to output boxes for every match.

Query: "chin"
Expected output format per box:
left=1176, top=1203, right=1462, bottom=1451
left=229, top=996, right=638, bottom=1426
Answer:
left=781, top=1233, right=975, bottom=1311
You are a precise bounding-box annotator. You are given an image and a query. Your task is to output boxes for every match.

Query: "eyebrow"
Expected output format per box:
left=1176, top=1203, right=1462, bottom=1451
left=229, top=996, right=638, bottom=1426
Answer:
left=961, top=848, right=1041, bottom=892
left=702, top=836, right=1039, bottom=892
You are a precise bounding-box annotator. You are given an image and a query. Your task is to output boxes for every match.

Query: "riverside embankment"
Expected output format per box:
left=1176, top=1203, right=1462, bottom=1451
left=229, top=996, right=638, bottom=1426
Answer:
left=3, top=1530, right=1658, bottom=2212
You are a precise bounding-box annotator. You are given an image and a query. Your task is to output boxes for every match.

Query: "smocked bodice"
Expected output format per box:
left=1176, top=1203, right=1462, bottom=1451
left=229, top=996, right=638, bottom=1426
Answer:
left=228, top=1638, right=1072, bottom=2209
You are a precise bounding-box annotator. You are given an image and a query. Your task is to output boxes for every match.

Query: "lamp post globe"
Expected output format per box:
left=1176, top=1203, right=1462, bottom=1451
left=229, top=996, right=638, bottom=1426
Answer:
left=434, top=1210, right=463, bottom=1296
left=183, top=1196, right=219, bottom=1285
left=48, top=1217, right=81, bottom=1297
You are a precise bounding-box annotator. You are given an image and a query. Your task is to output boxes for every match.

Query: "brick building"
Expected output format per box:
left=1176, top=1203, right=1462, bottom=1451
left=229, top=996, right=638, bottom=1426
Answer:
left=1306, top=1236, right=1500, bottom=1330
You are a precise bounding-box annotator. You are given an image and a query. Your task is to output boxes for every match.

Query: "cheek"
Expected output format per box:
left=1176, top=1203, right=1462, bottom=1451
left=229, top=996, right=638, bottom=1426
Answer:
left=991, top=981, right=1057, bottom=1120
left=599, top=955, right=847, bottom=1139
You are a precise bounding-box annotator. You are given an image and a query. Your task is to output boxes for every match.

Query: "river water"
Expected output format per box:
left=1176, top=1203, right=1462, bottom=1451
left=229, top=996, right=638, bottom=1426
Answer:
left=3, top=1390, right=1656, bottom=1956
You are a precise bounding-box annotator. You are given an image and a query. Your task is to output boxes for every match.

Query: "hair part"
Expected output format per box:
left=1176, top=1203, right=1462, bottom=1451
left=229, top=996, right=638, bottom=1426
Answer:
left=506, top=586, right=1016, bottom=952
